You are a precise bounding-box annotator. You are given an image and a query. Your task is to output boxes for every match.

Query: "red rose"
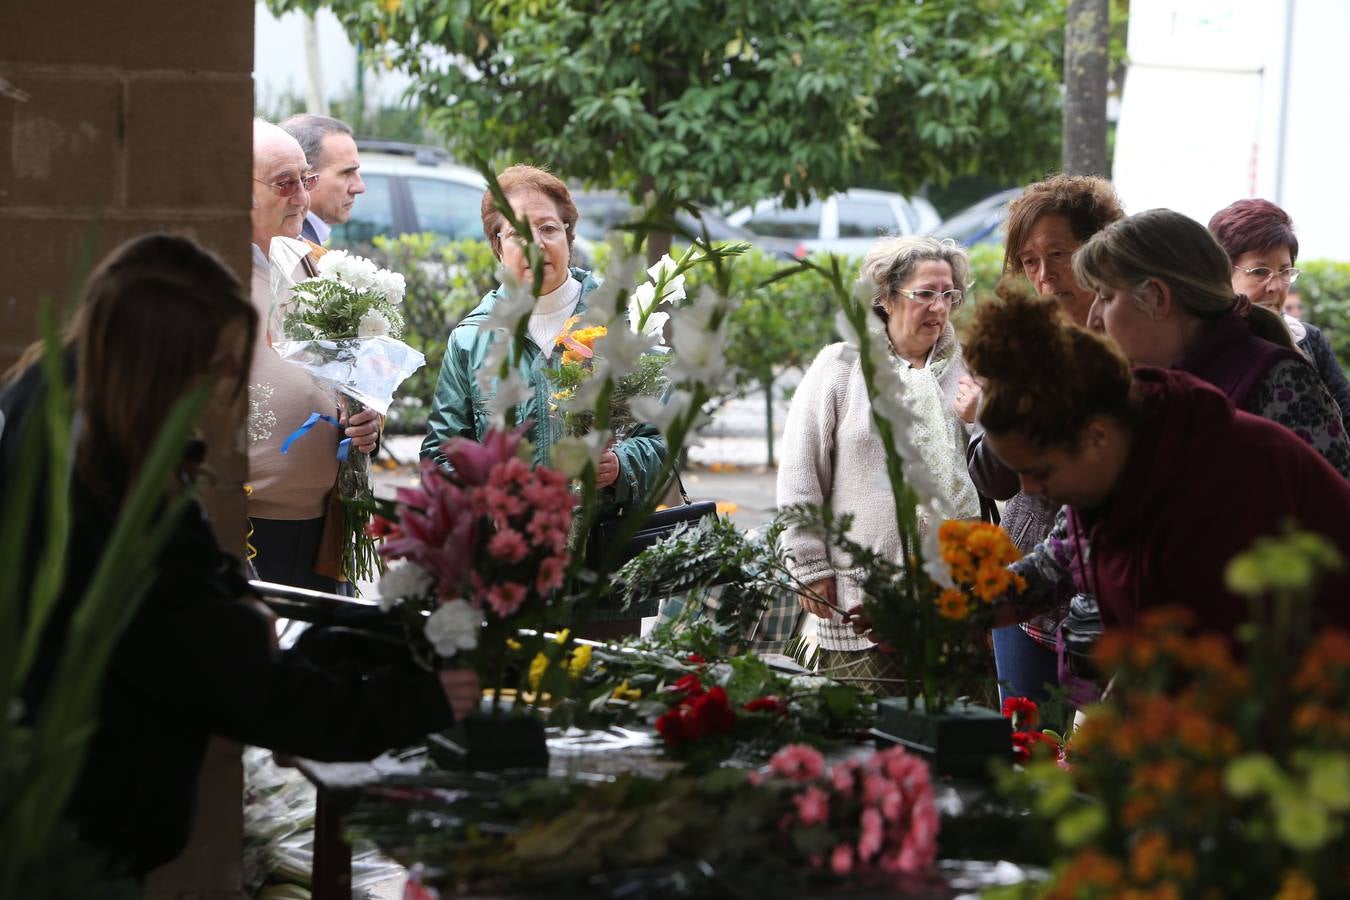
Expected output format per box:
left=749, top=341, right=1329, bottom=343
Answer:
left=691, top=686, right=736, bottom=735
left=686, top=653, right=706, bottom=664
left=669, top=674, right=706, bottom=699
left=656, top=707, right=700, bottom=744
left=744, top=695, right=789, bottom=717
left=1010, top=730, right=1059, bottom=763
left=1001, top=696, right=1039, bottom=728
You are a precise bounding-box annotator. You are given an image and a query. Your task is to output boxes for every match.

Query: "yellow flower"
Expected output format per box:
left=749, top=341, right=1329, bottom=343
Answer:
left=554, top=315, right=583, bottom=345
left=612, top=679, right=642, bottom=701
left=554, top=628, right=571, bottom=645
left=1274, top=870, right=1318, bottom=900
left=506, top=638, right=522, bottom=651
left=528, top=652, right=549, bottom=691
left=567, top=644, right=593, bottom=678
left=936, top=589, right=970, bottom=620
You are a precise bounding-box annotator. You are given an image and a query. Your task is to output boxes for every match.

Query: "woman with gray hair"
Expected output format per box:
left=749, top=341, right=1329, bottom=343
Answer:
left=777, top=237, right=982, bottom=694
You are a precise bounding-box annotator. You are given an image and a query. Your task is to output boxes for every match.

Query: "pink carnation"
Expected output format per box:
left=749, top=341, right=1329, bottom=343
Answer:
left=831, top=761, right=857, bottom=795
left=536, top=554, right=567, bottom=594
left=769, top=744, right=825, bottom=782
left=488, top=528, right=529, bottom=564
left=484, top=581, right=528, bottom=617
left=857, top=808, right=884, bottom=861
left=830, top=844, right=854, bottom=876
left=793, top=786, right=830, bottom=826
left=861, top=773, right=890, bottom=806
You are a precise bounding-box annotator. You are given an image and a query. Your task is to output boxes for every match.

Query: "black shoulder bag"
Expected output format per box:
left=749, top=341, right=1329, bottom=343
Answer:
left=585, top=472, right=718, bottom=572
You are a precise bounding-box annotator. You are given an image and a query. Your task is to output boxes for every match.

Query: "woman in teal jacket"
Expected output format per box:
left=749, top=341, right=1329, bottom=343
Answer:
left=421, top=166, right=667, bottom=586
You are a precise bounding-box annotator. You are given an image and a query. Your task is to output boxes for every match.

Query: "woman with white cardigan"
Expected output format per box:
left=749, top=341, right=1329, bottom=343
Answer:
left=777, top=237, right=982, bottom=694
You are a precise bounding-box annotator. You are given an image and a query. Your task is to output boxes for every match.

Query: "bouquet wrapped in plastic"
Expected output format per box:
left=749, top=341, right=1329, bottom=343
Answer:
left=267, top=236, right=426, bottom=582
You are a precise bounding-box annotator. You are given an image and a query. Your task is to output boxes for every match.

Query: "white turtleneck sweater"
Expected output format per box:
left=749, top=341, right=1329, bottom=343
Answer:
left=526, top=276, right=583, bottom=353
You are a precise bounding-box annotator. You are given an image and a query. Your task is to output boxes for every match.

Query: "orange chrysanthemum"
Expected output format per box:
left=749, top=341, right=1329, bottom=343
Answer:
left=936, top=588, right=971, bottom=621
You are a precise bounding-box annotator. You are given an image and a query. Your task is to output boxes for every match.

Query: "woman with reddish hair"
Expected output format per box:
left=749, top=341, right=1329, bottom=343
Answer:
left=1209, top=198, right=1350, bottom=430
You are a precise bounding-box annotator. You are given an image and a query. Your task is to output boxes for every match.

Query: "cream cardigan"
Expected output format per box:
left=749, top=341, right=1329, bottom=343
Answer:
left=777, top=324, right=979, bottom=651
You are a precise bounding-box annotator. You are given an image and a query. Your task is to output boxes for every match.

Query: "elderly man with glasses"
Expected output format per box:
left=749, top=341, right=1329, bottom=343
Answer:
left=246, top=119, right=380, bottom=594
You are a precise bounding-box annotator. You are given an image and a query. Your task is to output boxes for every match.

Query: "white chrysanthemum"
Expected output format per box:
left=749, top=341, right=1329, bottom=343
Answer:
left=315, top=248, right=351, bottom=279
left=377, top=561, right=434, bottom=611
left=357, top=310, right=391, bottom=338
left=374, top=268, right=406, bottom=304
left=423, top=599, right=482, bottom=657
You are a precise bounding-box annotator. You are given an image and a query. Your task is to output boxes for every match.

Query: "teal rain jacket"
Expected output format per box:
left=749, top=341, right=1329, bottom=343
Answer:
left=420, top=268, right=667, bottom=516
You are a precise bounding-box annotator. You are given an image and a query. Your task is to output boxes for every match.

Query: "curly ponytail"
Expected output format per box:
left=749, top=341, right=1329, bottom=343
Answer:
left=965, top=277, right=1134, bottom=450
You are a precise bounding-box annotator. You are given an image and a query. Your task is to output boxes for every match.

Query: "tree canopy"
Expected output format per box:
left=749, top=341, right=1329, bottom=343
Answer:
left=270, top=0, right=1067, bottom=209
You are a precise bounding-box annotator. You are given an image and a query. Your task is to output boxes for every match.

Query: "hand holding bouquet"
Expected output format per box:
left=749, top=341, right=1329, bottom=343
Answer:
left=266, top=237, right=427, bottom=582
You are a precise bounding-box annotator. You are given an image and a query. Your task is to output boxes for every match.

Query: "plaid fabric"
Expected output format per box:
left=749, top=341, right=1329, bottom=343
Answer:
left=815, top=648, right=909, bottom=698
left=1021, top=612, right=1066, bottom=649
left=655, top=584, right=806, bottom=655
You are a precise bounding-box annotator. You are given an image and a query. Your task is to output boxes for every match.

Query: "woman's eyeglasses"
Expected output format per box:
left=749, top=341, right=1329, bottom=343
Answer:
left=1233, top=264, right=1301, bottom=285
left=897, top=288, right=965, bottom=308
left=254, top=173, right=319, bottom=197
left=498, top=222, right=568, bottom=244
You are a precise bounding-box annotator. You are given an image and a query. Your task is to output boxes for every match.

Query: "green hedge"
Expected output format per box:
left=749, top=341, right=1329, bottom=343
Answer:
left=1297, top=260, right=1350, bottom=368
left=366, top=236, right=1013, bottom=436
left=368, top=234, right=501, bottom=433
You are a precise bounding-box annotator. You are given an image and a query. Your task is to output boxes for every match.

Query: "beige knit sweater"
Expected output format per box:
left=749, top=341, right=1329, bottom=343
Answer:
left=246, top=250, right=341, bottom=520
left=777, top=324, right=980, bottom=651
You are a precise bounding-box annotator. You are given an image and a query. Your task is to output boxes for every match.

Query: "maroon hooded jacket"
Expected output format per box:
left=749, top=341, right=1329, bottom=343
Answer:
left=1066, top=367, right=1350, bottom=635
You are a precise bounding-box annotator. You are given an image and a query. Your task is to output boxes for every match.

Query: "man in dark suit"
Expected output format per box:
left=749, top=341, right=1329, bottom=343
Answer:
left=281, top=114, right=365, bottom=245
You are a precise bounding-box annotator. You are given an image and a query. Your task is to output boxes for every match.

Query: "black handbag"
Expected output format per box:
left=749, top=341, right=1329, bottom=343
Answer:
left=585, top=473, right=718, bottom=572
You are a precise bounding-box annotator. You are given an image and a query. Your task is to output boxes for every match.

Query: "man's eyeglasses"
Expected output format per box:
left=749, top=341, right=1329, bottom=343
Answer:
left=1233, top=264, right=1301, bottom=285
left=897, top=288, right=965, bottom=308
left=254, top=173, right=319, bottom=197
left=497, top=221, right=568, bottom=245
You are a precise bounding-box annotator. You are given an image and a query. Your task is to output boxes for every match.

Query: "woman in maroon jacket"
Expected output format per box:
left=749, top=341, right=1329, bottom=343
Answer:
left=962, top=291, right=1350, bottom=637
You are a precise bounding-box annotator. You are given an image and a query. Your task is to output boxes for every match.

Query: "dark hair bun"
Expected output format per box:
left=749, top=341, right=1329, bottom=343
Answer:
left=965, top=275, right=1132, bottom=449
left=965, top=276, right=1071, bottom=387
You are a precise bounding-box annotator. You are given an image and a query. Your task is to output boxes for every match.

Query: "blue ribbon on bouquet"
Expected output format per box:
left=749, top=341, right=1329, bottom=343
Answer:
left=279, top=412, right=351, bottom=462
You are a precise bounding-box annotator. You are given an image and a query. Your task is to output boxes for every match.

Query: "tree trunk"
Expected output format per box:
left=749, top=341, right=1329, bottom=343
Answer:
left=303, top=12, right=329, bottom=116
left=763, top=375, right=775, bottom=467
left=1062, top=0, right=1109, bottom=176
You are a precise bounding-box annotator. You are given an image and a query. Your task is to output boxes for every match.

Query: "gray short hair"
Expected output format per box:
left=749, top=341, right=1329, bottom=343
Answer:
left=280, top=114, right=353, bottom=169
left=856, top=236, right=972, bottom=308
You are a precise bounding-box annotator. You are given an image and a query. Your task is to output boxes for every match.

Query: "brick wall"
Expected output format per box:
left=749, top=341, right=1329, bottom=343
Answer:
left=1, top=3, right=255, bottom=897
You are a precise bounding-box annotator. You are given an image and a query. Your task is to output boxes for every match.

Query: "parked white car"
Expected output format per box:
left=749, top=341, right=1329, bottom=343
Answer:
left=725, top=189, right=941, bottom=257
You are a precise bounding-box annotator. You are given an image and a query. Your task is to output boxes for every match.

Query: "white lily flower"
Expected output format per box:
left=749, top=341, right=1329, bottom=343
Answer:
left=920, top=505, right=956, bottom=589
left=424, top=599, right=482, bottom=657
left=646, top=254, right=687, bottom=303
left=550, top=436, right=593, bottom=478
left=626, top=282, right=670, bottom=340
left=583, top=240, right=645, bottom=320
left=377, top=561, right=434, bottom=611
left=482, top=365, right=534, bottom=426
left=668, top=320, right=727, bottom=386
left=630, top=390, right=708, bottom=436
left=560, top=358, right=614, bottom=412
left=595, top=321, right=659, bottom=378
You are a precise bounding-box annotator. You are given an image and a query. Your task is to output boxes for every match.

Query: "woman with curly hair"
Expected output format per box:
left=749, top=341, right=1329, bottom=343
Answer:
left=962, top=174, right=1126, bottom=706
left=963, top=290, right=1350, bottom=637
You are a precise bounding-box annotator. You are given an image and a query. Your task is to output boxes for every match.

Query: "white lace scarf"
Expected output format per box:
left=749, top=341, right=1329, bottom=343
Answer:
left=892, top=351, right=981, bottom=528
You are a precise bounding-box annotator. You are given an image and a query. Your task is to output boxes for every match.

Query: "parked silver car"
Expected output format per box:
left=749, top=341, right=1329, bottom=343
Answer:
left=725, top=189, right=942, bottom=257
left=328, top=142, right=487, bottom=248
